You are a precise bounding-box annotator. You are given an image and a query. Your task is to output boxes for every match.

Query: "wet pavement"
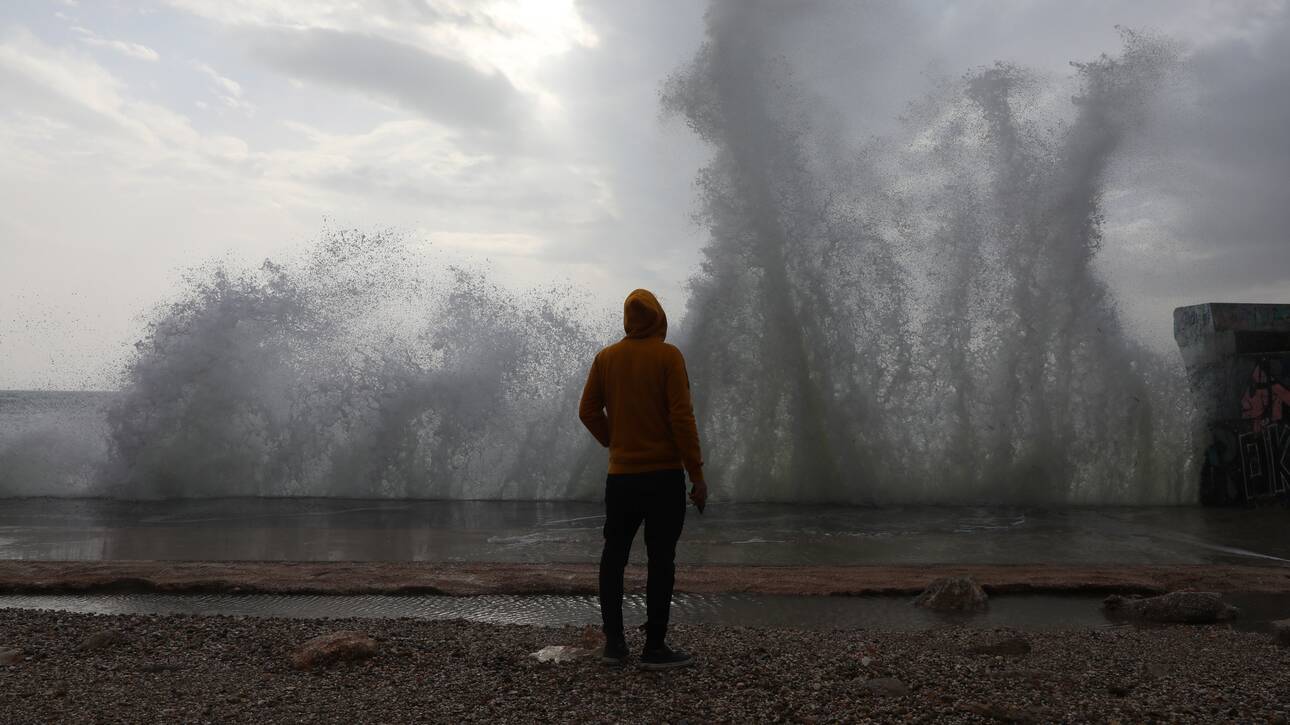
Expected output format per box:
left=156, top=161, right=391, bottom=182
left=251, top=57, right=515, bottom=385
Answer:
left=0, top=498, right=1287, bottom=565
left=1, top=590, right=1287, bottom=632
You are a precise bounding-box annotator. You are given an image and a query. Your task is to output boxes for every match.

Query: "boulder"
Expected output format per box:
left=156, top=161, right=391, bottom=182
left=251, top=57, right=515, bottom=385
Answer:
left=1272, top=618, right=1290, bottom=647
left=1102, top=591, right=1237, bottom=624
left=862, top=677, right=909, bottom=697
left=0, top=648, right=23, bottom=665
left=79, top=630, right=126, bottom=651
left=913, top=576, right=988, bottom=612
left=289, top=631, right=379, bottom=671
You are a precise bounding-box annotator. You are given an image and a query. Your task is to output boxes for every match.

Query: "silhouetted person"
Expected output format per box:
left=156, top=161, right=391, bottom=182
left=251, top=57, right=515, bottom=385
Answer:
left=579, top=289, right=706, bottom=670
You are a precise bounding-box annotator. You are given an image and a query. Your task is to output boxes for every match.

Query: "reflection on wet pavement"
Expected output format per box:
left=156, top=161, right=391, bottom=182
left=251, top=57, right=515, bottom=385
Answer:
left=1, top=498, right=1288, bottom=566
left=2, top=591, right=1288, bottom=632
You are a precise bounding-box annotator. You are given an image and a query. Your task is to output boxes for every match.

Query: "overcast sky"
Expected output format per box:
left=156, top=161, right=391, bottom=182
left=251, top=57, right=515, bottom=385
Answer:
left=2, top=0, right=1288, bottom=389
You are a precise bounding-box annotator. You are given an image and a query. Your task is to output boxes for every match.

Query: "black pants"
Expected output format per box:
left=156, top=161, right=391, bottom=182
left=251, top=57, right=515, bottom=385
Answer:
left=599, top=469, right=686, bottom=648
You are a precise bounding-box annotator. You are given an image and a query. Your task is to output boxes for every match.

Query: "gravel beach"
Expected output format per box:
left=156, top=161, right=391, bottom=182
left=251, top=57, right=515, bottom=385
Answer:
left=2, top=607, right=1287, bottom=723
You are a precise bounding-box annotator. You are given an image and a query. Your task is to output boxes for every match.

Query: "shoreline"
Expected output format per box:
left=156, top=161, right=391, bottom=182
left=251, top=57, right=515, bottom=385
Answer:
left=2, top=561, right=1289, bottom=596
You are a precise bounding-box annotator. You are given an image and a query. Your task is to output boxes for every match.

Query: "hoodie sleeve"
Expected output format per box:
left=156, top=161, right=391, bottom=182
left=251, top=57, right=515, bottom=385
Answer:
left=666, top=348, right=705, bottom=483
left=578, top=354, right=611, bottom=447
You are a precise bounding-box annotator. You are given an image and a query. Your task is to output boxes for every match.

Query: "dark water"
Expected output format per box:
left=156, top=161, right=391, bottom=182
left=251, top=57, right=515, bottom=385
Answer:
left=1, top=498, right=1287, bottom=565
left=2, top=591, right=1287, bottom=632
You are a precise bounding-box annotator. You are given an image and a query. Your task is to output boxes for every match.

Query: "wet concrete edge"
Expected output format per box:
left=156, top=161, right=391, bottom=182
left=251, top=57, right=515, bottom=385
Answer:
left=1, top=561, right=1289, bottom=596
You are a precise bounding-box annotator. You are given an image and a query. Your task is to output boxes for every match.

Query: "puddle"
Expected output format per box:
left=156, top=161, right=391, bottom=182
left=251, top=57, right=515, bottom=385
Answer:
left=2, top=592, right=1286, bottom=631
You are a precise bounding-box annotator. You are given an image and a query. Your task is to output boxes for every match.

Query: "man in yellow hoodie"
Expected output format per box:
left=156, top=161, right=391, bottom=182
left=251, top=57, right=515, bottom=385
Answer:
left=579, top=289, right=706, bottom=670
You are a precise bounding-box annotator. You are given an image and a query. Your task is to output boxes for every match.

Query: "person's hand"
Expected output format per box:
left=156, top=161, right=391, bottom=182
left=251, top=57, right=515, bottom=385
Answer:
left=689, top=479, right=708, bottom=511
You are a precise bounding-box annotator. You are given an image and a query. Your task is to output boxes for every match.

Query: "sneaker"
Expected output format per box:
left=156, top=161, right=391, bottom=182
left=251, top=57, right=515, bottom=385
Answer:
left=601, top=637, right=629, bottom=666
left=639, top=644, right=694, bottom=671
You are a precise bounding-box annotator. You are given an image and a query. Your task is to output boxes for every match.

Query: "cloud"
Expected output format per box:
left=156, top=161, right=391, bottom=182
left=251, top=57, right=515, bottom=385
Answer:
left=429, top=231, right=546, bottom=256
left=247, top=27, right=526, bottom=135
left=193, top=61, right=241, bottom=96
left=161, top=0, right=597, bottom=77
left=263, top=118, right=613, bottom=227
left=0, top=27, right=134, bottom=134
left=69, top=26, right=159, bottom=62
left=192, top=61, right=255, bottom=115
left=0, top=28, right=246, bottom=163
left=1108, top=7, right=1290, bottom=303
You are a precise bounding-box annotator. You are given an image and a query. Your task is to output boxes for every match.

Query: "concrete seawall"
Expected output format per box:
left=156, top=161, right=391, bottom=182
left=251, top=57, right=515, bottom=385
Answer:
left=1175, top=302, right=1290, bottom=504
left=2, top=561, right=1289, bottom=596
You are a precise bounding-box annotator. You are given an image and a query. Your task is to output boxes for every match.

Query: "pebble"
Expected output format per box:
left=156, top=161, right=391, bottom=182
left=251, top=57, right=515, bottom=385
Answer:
left=862, top=677, right=909, bottom=696
left=0, top=608, right=1285, bottom=723
left=78, top=629, right=126, bottom=651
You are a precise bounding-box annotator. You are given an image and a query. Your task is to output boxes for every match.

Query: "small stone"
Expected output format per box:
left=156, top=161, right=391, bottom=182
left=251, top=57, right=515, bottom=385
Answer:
left=1102, top=592, right=1237, bottom=624
left=966, top=632, right=1031, bottom=656
left=0, top=648, right=23, bottom=665
left=862, top=677, right=909, bottom=697
left=1271, top=618, right=1290, bottom=647
left=290, top=631, right=379, bottom=671
left=529, top=645, right=589, bottom=663
left=79, top=629, right=127, bottom=651
left=913, top=576, right=988, bottom=612
left=576, top=625, right=605, bottom=650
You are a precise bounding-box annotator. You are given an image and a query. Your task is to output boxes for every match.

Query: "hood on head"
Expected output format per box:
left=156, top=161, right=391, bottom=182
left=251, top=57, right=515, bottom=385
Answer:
left=623, top=289, right=667, bottom=340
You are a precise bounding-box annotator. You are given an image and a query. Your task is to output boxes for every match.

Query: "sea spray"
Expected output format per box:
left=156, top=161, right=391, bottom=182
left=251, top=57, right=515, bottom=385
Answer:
left=101, top=229, right=607, bottom=499
left=665, top=6, right=1194, bottom=503
left=9, top=8, right=1199, bottom=503
left=661, top=5, right=914, bottom=501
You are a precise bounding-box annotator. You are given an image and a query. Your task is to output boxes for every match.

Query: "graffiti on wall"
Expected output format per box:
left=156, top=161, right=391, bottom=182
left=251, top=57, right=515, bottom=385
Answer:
left=1203, top=355, right=1290, bottom=504
left=1241, top=357, right=1290, bottom=432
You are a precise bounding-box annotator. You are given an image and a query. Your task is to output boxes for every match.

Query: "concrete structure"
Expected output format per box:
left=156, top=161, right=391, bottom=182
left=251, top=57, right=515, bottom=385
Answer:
left=1174, top=303, right=1290, bottom=505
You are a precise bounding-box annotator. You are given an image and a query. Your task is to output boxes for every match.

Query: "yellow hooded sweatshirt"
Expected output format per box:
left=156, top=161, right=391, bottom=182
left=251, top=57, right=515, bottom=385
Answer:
left=578, top=289, right=704, bottom=482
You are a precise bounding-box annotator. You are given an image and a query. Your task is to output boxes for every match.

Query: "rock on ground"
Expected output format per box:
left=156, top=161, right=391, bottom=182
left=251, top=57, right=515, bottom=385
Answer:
left=965, top=630, right=1031, bottom=656
left=1103, top=591, right=1238, bottom=623
left=913, top=576, right=988, bottom=612
left=861, top=677, right=909, bottom=697
left=1273, top=618, right=1290, bottom=647
left=78, top=629, right=126, bottom=651
left=289, top=631, right=379, bottom=671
